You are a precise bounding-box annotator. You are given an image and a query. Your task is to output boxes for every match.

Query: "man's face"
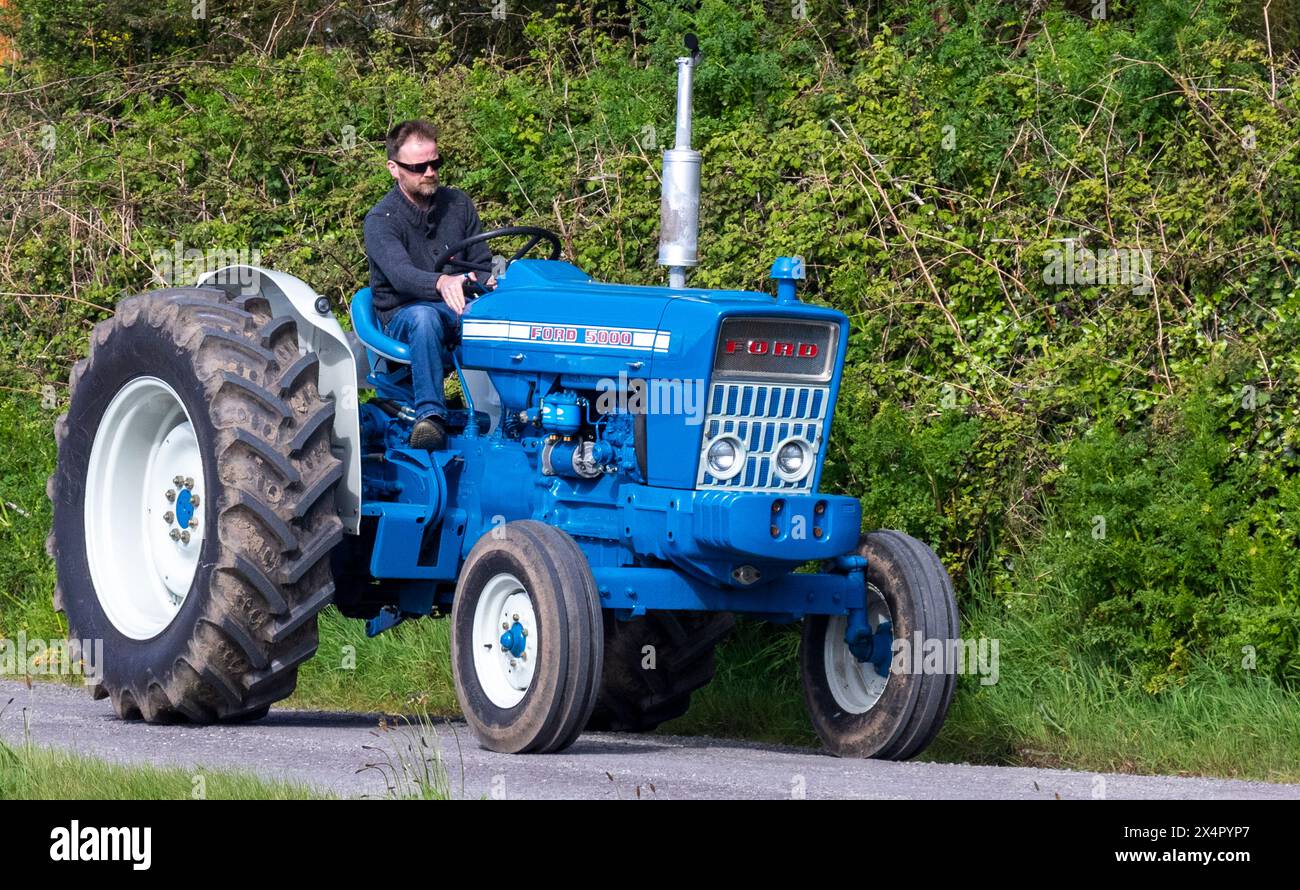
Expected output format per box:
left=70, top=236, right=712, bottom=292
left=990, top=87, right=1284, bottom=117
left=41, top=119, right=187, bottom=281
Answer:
left=388, top=136, right=440, bottom=200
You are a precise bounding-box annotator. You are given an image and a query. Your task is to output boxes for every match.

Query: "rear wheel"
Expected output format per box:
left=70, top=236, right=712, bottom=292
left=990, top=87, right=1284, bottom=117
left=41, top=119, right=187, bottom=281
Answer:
left=800, top=530, right=959, bottom=759
left=46, top=286, right=343, bottom=722
left=586, top=611, right=734, bottom=733
left=450, top=521, right=603, bottom=753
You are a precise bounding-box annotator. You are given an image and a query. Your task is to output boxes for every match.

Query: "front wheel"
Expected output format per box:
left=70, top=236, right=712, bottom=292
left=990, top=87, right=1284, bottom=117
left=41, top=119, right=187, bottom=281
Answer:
left=450, top=521, right=603, bottom=753
left=800, top=530, right=959, bottom=759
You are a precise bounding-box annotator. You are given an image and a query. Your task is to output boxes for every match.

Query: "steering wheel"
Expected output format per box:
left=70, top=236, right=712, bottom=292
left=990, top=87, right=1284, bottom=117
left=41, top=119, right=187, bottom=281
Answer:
left=431, top=226, right=563, bottom=296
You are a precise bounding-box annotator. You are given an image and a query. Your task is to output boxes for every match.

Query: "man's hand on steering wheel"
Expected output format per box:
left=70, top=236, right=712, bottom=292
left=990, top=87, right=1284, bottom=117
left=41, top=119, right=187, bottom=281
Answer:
left=435, top=272, right=470, bottom=314
left=431, top=226, right=562, bottom=312
left=435, top=270, right=495, bottom=315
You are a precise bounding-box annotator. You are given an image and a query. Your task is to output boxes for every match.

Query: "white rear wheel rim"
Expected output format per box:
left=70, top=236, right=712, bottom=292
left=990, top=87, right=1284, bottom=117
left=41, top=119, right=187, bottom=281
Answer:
left=84, top=376, right=207, bottom=640
left=472, top=572, right=537, bottom=709
left=824, top=585, right=892, bottom=714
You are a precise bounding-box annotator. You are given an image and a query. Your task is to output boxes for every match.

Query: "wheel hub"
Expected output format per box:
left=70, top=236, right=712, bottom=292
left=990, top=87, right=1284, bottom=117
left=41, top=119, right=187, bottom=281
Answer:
left=846, top=617, right=894, bottom=678
left=174, top=484, right=197, bottom=529
left=159, top=475, right=201, bottom=557
left=471, top=574, right=537, bottom=708
left=500, top=620, right=527, bottom=658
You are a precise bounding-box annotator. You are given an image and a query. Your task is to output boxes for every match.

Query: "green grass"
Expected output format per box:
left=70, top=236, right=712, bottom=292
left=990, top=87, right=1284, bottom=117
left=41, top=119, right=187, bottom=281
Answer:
left=929, top=566, right=1300, bottom=783
left=0, top=388, right=63, bottom=644
left=360, top=710, right=463, bottom=800
left=934, top=654, right=1300, bottom=782
left=290, top=608, right=459, bottom=715
left=0, top=737, right=329, bottom=799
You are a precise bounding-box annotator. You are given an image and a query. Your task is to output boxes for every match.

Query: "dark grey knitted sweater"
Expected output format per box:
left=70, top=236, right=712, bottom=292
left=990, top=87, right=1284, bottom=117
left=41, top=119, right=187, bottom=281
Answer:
left=362, top=184, right=493, bottom=325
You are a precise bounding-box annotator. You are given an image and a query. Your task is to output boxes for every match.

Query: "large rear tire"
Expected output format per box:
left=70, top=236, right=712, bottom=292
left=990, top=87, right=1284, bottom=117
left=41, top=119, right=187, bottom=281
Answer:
left=450, top=521, right=603, bottom=753
left=800, top=530, right=959, bottom=759
left=586, top=611, right=734, bottom=733
left=46, top=286, right=344, bottom=722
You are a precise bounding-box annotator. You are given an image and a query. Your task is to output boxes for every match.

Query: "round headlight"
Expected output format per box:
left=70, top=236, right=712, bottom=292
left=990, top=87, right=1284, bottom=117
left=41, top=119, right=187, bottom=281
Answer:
left=777, top=442, right=805, bottom=473
left=706, top=437, right=745, bottom=480
left=774, top=439, right=812, bottom=481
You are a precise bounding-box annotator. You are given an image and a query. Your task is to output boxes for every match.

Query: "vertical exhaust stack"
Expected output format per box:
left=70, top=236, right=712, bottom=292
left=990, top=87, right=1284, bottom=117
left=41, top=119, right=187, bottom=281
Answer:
left=659, top=34, right=702, bottom=290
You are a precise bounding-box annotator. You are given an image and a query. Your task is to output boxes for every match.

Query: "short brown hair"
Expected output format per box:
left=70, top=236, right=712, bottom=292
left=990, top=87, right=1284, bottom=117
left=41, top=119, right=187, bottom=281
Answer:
left=386, top=119, right=439, bottom=160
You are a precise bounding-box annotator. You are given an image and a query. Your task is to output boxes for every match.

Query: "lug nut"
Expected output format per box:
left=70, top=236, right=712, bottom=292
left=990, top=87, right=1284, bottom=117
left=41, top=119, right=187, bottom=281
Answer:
left=165, top=489, right=177, bottom=502
left=502, top=621, right=510, bottom=630
left=512, top=613, right=519, bottom=622
left=184, top=477, right=195, bottom=490
left=173, top=475, right=184, bottom=487
left=163, top=511, right=174, bottom=524
left=189, top=518, right=199, bottom=529
left=190, top=495, right=200, bottom=507
left=169, top=528, right=181, bottom=541
left=180, top=530, right=191, bottom=544
left=521, top=628, right=528, bottom=637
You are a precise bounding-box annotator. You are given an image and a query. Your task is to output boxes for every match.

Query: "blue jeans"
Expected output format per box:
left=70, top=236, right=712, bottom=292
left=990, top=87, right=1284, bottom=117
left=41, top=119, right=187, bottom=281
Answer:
left=384, top=301, right=462, bottom=422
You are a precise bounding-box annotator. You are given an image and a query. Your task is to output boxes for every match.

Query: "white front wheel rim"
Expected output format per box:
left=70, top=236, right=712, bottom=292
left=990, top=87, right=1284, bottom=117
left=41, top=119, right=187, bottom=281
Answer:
left=824, top=585, right=893, bottom=714
left=472, top=573, right=537, bottom=708
left=84, top=376, right=207, bottom=640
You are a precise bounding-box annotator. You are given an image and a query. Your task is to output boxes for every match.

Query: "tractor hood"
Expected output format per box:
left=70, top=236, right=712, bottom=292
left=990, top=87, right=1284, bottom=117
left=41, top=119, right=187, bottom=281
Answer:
left=458, top=259, right=851, bottom=494
left=459, top=258, right=802, bottom=380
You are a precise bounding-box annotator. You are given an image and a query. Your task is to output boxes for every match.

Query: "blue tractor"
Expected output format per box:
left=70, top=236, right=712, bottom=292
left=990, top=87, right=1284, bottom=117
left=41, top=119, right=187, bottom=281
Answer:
left=47, top=38, right=959, bottom=758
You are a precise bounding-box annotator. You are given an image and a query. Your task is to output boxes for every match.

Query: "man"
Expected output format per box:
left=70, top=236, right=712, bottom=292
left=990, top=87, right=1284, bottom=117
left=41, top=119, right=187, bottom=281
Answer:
left=363, top=119, right=495, bottom=450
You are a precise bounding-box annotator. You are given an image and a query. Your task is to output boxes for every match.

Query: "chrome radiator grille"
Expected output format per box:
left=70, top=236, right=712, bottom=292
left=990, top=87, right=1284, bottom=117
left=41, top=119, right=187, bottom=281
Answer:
left=695, top=381, right=829, bottom=492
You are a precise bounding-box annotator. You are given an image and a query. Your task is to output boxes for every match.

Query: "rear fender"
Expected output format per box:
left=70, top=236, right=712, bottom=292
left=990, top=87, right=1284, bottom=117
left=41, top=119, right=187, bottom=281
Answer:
left=197, top=265, right=362, bottom=533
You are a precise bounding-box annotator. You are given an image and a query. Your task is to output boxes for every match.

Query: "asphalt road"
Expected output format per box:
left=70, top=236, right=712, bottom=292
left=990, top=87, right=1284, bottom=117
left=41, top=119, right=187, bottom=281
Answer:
left=2, top=679, right=1295, bottom=800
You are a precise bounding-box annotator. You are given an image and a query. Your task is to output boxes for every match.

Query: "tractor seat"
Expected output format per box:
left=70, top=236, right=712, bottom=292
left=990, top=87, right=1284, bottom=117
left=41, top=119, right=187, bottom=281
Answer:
left=349, top=287, right=503, bottom=435
left=349, top=287, right=411, bottom=364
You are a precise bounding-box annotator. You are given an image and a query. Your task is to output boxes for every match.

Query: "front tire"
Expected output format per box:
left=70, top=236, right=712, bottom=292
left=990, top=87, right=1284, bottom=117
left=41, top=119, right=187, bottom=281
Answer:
left=451, top=521, right=603, bottom=753
left=46, top=286, right=343, bottom=722
left=800, top=530, right=959, bottom=759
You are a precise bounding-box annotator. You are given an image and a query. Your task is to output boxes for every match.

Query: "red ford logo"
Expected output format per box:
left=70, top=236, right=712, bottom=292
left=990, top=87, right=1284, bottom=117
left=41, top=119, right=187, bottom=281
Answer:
left=725, top=339, right=819, bottom=359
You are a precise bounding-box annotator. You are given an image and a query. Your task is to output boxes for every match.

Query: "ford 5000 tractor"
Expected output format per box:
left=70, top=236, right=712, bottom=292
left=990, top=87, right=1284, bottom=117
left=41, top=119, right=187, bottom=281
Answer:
left=47, top=38, right=959, bottom=758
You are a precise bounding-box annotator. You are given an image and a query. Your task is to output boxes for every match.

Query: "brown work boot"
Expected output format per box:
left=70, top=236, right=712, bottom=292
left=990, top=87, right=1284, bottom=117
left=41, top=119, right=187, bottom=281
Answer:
left=409, top=416, right=448, bottom=450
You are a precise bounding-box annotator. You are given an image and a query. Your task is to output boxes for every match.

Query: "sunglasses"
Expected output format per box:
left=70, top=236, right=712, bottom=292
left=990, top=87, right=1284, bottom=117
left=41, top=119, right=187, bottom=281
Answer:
left=393, top=156, right=445, bottom=175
